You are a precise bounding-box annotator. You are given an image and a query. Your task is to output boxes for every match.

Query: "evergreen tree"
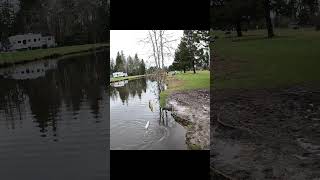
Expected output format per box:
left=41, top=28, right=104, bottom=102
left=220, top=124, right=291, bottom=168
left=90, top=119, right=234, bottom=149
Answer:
left=110, top=58, right=115, bottom=73
left=182, top=30, right=199, bottom=73
left=127, top=55, right=134, bottom=75
left=133, top=53, right=140, bottom=75
left=114, top=51, right=125, bottom=72
left=139, top=59, right=146, bottom=75
left=173, top=41, right=191, bottom=73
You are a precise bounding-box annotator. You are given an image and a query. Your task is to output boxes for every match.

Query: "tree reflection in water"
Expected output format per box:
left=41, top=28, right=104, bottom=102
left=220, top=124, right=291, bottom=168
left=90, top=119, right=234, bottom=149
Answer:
left=110, top=78, right=147, bottom=105
left=0, top=50, right=108, bottom=138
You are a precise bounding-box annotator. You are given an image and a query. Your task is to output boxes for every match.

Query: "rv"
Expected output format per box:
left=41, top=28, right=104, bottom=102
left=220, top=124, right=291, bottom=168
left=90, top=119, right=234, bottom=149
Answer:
left=112, top=72, right=128, bottom=78
left=8, top=33, right=57, bottom=51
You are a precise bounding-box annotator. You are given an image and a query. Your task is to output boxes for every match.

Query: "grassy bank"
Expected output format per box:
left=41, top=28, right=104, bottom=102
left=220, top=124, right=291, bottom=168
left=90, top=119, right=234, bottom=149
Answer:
left=160, top=71, right=210, bottom=107
left=110, top=74, right=146, bottom=83
left=212, top=28, right=320, bottom=89
left=0, top=43, right=109, bottom=66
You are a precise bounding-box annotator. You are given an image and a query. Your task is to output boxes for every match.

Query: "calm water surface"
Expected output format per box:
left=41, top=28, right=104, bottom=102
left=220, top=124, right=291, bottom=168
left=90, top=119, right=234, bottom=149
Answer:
left=110, top=78, right=187, bottom=150
left=0, top=51, right=109, bottom=179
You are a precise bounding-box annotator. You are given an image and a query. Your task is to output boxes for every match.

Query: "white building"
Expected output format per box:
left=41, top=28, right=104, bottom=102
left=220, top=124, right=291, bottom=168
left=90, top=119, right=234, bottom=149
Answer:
left=112, top=72, right=128, bottom=78
left=8, top=33, right=57, bottom=51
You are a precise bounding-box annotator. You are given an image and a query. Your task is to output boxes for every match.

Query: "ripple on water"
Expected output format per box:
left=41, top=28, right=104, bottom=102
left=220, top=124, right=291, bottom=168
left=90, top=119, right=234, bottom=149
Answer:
left=110, top=79, right=187, bottom=150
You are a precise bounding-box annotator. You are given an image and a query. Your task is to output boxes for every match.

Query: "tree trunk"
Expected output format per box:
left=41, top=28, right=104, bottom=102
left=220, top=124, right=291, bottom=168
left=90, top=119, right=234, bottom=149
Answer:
left=159, top=30, right=165, bottom=69
left=183, top=67, right=186, bottom=73
left=236, top=21, right=242, bottom=37
left=148, top=31, right=159, bottom=68
left=192, top=59, right=196, bottom=74
left=265, top=0, right=274, bottom=38
left=153, top=30, right=161, bottom=69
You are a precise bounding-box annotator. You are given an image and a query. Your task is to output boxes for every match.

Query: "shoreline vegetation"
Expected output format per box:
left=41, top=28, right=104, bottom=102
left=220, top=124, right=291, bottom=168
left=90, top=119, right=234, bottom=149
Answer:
left=0, top=43, right=109, bottom=67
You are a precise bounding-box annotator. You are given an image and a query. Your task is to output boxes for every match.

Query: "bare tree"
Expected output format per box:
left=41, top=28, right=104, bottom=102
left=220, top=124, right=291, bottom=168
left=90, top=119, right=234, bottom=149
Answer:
left=142, top=30, right=179, bottom=69
left=153, top=30, right=161, bottom=68
left=159, top=30, right=165, bottom=68
left=148, top=30, right=159, bottom=68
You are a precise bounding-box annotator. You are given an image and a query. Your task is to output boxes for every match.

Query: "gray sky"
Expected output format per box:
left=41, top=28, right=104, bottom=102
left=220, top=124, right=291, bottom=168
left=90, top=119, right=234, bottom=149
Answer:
left=110, top=30, right=183, bottom=68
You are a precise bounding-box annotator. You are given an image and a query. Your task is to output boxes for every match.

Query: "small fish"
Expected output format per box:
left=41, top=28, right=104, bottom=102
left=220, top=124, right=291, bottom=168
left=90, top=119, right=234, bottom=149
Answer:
left=145, top=121, right=150, bottom=129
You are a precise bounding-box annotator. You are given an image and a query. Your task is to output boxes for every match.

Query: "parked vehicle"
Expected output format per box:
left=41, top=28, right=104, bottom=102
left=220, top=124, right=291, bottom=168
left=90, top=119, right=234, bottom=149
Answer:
left=112, top=72, right=128, bottom=78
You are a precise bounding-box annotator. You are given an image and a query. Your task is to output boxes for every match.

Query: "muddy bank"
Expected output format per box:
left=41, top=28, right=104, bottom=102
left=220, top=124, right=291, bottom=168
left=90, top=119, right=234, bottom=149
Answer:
left=211, top=86, right=320, bottom=179
left=166, top=89, right=210, bottom=150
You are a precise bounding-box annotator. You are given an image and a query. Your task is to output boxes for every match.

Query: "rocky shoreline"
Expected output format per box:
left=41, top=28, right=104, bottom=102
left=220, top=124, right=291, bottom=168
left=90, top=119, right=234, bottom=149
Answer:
left=166, top=89, right=210, bottom=150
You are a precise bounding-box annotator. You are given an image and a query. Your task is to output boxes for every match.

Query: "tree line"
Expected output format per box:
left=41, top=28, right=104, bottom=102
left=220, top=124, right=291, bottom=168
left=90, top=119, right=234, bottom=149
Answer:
left=211, top=0, right=320, bottom=38
left=169, top=30, right=210, bottom=73
left=0, top=0, right=109, bottom=48
left=110, top=51, right=146, bottom=76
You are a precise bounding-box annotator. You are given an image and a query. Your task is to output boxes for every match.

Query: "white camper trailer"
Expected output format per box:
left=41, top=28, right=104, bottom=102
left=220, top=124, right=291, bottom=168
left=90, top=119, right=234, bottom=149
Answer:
left=8, top=33, right=57, bottom=51
left=112, top=72, right=128, bottom=78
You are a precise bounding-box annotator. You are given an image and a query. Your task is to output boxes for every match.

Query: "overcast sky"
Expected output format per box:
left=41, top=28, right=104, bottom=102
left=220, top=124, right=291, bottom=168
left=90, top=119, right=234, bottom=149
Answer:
left=110, top=30, right=183, bottom=68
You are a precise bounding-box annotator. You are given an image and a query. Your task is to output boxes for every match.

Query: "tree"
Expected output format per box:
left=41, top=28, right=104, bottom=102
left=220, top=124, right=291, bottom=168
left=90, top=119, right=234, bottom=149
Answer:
left=211, top=0, right=260, bottom=37
left=114, top=51, right=125, bottom=72
left=133, top=53, right=140, bottom=75
left=183, top=30, right=196, bottom=73
left=10, top=0, right=109, bottom=46
left=127, top=55, right=134, bottom=75
left=147, top=66, right=158, bottom=74
left=171, top=30, right=209, bottom=73
left=0, top=0, right=16, bottom=47
left=264, top=0, right=274, bottom=38
left=110, top=58, right=115, bottom=73
left=315, top=14, right=320, bottom=30
left=143, top=30, right=178, bottom=69
left=139, top=59, right=146, bottom=75
left=173, top=41, right=191, bottom=73
left=182, top=30, right=210, bottom=73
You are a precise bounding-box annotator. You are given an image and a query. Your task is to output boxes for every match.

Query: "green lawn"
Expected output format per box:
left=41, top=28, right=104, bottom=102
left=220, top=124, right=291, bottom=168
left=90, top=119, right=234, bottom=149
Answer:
left=212, top=28, right=320, bottom=89
left=110, top=75, right=146, bottom=82
left=160, top=71, right=210, bottom=107
left=0, top=43, right=109, bottom=65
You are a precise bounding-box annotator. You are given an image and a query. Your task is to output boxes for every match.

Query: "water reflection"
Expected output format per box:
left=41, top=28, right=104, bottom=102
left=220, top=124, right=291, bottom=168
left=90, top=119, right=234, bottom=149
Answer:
left=110, top=78, right=147, bottom=104
left=110, top=80, right=128, bottom=87
left=0, top=60, right=58, bottom=80
left=0, top=51, right=109, bottom=179
left=110, top=78, right=187, bottom=150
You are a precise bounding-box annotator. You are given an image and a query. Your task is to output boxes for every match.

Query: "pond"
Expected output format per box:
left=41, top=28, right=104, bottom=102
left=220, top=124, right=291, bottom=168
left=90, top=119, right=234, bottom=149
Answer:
left=110, top=78, right=187, bottom=150
left=0, top=51, right=109, bottom=180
